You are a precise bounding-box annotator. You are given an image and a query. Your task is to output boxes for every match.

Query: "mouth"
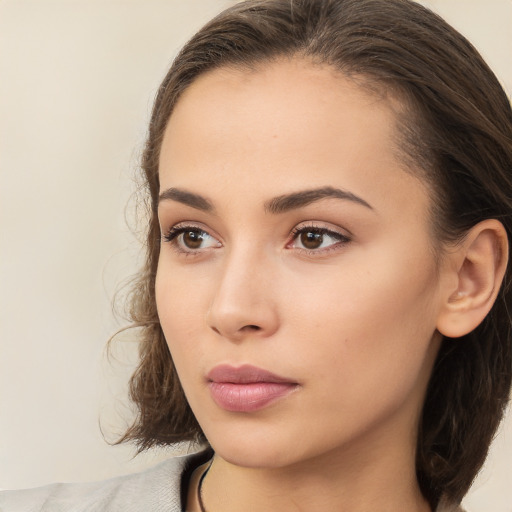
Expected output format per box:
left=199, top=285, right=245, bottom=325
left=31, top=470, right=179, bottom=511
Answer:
left=206, top=364, right=299, bottom=412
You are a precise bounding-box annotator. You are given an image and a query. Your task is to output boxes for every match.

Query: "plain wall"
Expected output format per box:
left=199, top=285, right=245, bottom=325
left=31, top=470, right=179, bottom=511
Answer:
left=1, top=1, right=511, bottom=510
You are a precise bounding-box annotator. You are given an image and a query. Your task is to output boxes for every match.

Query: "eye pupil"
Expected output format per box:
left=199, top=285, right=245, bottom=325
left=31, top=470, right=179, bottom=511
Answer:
left=183, top=230, right=204, bottom=249
left=300, top=231, right=323, bottom=249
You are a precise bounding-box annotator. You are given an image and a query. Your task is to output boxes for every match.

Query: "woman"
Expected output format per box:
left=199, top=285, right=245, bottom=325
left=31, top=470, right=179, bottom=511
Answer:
left=2, top=0, right=511, bottom=510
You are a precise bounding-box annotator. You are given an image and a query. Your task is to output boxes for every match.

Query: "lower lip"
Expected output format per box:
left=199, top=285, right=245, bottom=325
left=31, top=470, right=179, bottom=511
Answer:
left=208, top=382, right=297, bottom=412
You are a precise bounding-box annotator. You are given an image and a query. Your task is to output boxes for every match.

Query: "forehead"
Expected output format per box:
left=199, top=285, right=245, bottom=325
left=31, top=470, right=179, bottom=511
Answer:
left=167, top=59, right=398, bottom=142
left=159, top=58, right=430, bottom=224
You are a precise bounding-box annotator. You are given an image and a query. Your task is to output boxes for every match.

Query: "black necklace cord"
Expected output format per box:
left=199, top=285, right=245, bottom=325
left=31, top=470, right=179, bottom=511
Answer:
left=197, top=459, right=214, bottom=512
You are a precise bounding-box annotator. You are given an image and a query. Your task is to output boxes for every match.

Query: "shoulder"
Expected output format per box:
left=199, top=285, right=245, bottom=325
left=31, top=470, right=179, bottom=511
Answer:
left=0, top=449, right=210, bottom=512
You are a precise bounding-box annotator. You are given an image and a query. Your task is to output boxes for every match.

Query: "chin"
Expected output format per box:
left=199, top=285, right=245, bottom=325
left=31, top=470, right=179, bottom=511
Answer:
left=204, top=424, right=303, bottom=469
left=215, top=445, right=296, bottom=469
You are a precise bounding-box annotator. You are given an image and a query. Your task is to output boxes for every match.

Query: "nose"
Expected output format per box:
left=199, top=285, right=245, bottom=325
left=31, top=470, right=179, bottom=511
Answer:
left=206, top=247, right=279, bottom=341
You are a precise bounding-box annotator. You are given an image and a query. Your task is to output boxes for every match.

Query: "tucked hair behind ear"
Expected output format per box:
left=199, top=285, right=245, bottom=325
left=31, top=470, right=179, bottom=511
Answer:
left=117, top=0, right=512, bottom=507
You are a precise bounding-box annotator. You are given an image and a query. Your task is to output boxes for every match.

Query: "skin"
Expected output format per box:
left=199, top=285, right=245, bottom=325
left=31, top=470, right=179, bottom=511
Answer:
left=155, top=59, right=455, bottom=512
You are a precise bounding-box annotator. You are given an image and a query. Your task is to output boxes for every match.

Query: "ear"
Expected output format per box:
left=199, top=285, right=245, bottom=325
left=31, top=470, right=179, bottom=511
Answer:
left=436, top=219, right=509, bottom=338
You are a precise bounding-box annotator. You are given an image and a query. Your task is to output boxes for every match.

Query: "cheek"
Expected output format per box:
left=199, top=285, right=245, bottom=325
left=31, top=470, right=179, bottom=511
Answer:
left=155, top=263, right=216, bottom=412
left=282, top=245, right=441, bottom=389
left=155, top=260, right=207, bottom=354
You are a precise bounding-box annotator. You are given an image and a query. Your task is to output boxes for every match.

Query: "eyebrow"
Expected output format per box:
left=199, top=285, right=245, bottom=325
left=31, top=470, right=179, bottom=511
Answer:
left=264, top=186, right=373, bottom=214
left=158, top=186, right=373, bottom=214
left=158, top=187, right=214, bottom=212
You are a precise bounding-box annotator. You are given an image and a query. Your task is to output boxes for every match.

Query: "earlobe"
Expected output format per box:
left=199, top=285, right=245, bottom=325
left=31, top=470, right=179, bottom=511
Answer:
left=436, top=219, right=509, bottom=339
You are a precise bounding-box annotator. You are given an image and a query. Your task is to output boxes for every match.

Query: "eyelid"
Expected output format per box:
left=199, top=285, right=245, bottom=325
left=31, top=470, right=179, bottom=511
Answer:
left=160, top=220, right=350, bottom=256
left=287, top=222, right=351, bottom=253
left=161, top=222, right=222, bottom=254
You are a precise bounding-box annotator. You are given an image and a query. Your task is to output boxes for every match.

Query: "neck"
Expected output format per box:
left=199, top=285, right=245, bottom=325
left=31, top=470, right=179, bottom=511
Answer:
left=195, top=433, right=430, bottom=512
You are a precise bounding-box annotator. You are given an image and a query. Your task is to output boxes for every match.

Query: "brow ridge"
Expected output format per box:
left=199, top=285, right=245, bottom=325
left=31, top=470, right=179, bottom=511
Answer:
left=158, top=186, right=372, bottom=214
left=158, top=188, right=214, bottom=212
left=264, top=186, right=373, bottom=214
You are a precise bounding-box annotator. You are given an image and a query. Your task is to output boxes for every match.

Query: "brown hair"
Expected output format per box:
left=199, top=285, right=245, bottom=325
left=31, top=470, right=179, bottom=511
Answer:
left=118, top=0, right=512, bottom=507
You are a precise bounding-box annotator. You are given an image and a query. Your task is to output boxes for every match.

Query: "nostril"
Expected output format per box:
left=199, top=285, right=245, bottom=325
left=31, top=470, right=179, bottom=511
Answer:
left=209, top=324, right=261, bottom=336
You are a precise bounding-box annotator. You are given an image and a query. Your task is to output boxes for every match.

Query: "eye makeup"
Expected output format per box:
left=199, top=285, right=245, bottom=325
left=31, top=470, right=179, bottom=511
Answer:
left=161, top=220, right=351, bottom=258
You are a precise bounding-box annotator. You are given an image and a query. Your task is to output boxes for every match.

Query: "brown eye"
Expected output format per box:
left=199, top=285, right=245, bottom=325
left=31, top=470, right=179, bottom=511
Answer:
left=181, top=229, right=205, bottom=249
left=300, top=231, right=324, bottom=250
left=163, top=225, right=221, bottom=253
left=289, top=226, right=350, bottom=253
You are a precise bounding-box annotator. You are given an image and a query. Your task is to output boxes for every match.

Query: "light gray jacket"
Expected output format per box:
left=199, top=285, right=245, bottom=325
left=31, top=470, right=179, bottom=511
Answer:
left=0, top=451, right=465, bottom=512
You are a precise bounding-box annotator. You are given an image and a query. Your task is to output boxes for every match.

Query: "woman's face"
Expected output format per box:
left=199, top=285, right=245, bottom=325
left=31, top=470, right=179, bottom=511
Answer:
left=156, top=60, right=447, bottom=470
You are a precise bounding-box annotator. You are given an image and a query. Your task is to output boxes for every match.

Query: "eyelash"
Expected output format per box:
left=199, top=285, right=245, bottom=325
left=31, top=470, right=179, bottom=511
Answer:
left=161, top=223, right=351, bottom=256
left=288, top=224, right=351, bottom=255
left=162, top=224, right=219, bottom=255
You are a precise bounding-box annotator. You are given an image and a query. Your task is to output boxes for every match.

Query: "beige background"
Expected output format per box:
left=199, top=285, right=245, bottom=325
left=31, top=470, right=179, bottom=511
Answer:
left=0, top=1, right=511, bottom=509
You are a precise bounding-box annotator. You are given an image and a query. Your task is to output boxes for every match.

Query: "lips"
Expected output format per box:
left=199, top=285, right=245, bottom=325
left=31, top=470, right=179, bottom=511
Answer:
left=206, top=364, right=298, bottom=412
